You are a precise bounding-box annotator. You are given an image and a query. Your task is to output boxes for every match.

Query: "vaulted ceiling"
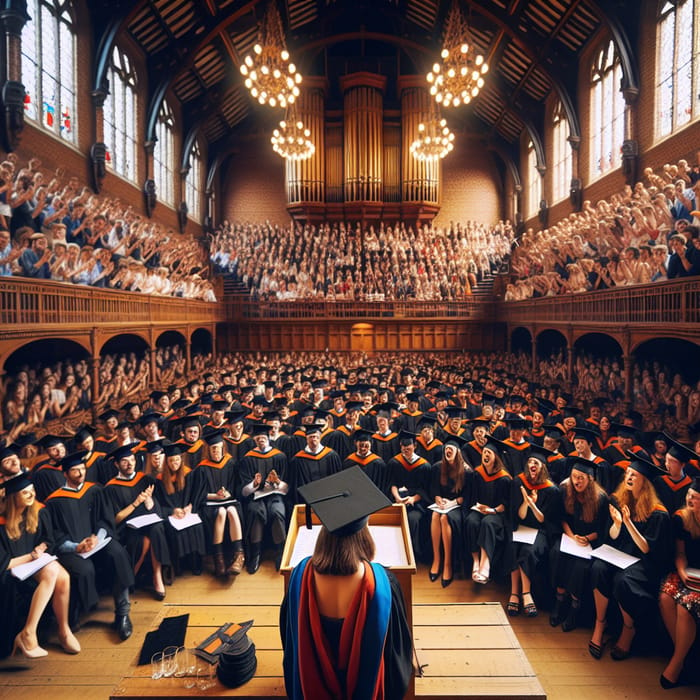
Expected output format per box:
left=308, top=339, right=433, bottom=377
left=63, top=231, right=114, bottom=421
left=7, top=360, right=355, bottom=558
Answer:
left=89, top=0, right=639, bottom=160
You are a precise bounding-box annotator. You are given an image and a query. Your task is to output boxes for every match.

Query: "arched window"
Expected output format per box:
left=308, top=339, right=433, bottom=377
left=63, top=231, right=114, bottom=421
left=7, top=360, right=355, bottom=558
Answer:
left=527, top=141, right=542, bottom=219
left=657, top=0, right=696, bottom=138
left=103, top=46, right=138, bottom=182
left=551, top=102, right=572, bottom=203
left=185, top=139, right=204, bottom=222
left=21, top=0, right=76, bottom=143
left=590, top=40, right=625, bottom=178
left=154, top=100, right=176, bottom=207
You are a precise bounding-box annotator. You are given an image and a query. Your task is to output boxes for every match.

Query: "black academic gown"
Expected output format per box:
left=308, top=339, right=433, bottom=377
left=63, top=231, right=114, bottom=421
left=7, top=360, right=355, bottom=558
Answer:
left=290, top=446, right=343, bottom=503
left=104, top=472, right=172, bottom=569
left=343, top=452, right=390, bottom=496
left=45, top=481, right=134, bottom=615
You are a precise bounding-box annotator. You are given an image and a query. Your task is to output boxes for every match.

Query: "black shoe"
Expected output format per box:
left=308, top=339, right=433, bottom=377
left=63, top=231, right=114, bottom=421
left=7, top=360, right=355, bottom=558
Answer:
left=191, top=553, right=202, bottom=576
left=549, top=596, right=568, bottom=627
left=115, top=614, right=133, bottom=641
left=153, top=589, right=166, bottom=601
left=247, top=550, right=261, bottom=575
left=274, top=547, right=284, bottom=572
left=429, top=571, right=440, bottom=582
left=660, top=673, right=682, bottom=690
left=162, top=565, right=174, bottom=586
left=561, top=606, right=579, bottom=632
left=441, top=576, right=453, bottom=588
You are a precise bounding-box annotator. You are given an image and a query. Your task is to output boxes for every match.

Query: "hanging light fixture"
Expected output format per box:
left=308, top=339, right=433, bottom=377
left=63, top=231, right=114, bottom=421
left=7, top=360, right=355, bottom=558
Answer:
left=426, top=0, right=489, bottom=108
left=271, top=106, right=315, bottom=160
left=239, top=1, right=302, bottom=108
left=410, top=113, right=455, bottom=162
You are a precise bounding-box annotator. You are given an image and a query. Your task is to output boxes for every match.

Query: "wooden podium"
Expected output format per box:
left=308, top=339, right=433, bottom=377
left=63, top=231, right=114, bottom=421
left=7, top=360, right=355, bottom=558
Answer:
left=279, top=502, right=417, bottom=627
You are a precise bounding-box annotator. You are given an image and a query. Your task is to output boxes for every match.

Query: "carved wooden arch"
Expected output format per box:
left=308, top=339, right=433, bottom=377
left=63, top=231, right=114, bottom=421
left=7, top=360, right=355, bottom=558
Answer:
left=571, top=330, right=624, bottom=356
left=95, top=330, right=152, bottom=358
left=629, top=334, right=700, bottom=357
left=0, top=335, right=92, bottom=376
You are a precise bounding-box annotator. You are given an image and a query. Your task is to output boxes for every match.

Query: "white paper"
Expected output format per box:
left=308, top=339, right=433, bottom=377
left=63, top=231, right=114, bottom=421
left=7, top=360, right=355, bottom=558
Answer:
left=78, top=535, right=112, bottom=559
left=126, top=513, right=163, bottom=529
left=205, top=498, right=237, bottom=507
left=559, top=533, right=592, bottom=559
left=11, top=552, right=57, bottom=581
left=288, top=524, right=409, bottom=568
left=428, top=502, right=460, bottom=514
left=512, top=526, right=539, bottom=545
left=253, top=484, right=278, bottom=500
left=590, top=544, right=640, bottom=570
left=167, top=512, right=202, bottom=531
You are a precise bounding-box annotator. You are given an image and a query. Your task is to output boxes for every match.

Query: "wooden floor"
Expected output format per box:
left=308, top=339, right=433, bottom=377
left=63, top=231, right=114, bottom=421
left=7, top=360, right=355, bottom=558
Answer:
left=0, top=559, right=697, bottom=699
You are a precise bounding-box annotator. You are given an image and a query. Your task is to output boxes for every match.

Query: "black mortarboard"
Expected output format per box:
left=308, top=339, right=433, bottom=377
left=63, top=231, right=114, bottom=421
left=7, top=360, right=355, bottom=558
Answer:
left=98, top=408, right=120, bottom=421
left=297, top=467, right=391, bottom=536
left=3, top=472, right=33, bottom=495
left=202, top=428, right=226, bottom=445
left=263, top=380, right=276, bottom=389
left=611, top=423, right=637, bottom=439
left=562, top=406, right=582, bottom=418
left=145, top=438, right=167, bottom=454
left=625, top=451, right=663, bottom=480
left=109, top=442, right=140, bottom=461
left=252, top=395, right=268, bottom=406
left=72, top=426, right=94, bottom=445
left=543, top=424, right=565, bottom=440
left=150, top=390, right=167, bottom=402
left=591, top=397, right=608, bottom=409
left=0, top=446, right=19, bottom=462
left=468, top=418, right=491, bottom=429
left=303, top=423, right=325, bottom=435
left=250, top=422, right=271, bottom=436
left=406, top=392, right=422, bottom=403
left=226, top=409, right=247, bottom=424
left=163, top=442, right=184, bottom=458
left=444, top=406, right=465, bottom=419
left=345, top=400, right=363, bottom=412
left=353, top=429, right=373, bottom=442
left=398, top=430, right=417, bottom=444
left=60, top=450, right=88, bottom=471
left=121, top=402, right=140, bottom=413
left=505, top=417, right=528, bottom=430
left=171, top=398, right=192, bottom=410
left=483, top=433, right=508, bottom=455
left=572, top=426, right=600, bottom=443
left=665, top=435, right=699, bottom=464
left=418, top=414, right=438, bottom=428
left=38, top=434, right=66, bottom=449
left=329, top=390, right=346, bottom=400
left=528, top=444, right=556, bottom=464
left=444, top=433, right=468, bottom=449
left=566, top=455, right=597, bottom=477
left=312, top=379, right=328, bottom=389
left=140, top=411, right=163, bottom=426
left=210, top=400, right=229, bottom=412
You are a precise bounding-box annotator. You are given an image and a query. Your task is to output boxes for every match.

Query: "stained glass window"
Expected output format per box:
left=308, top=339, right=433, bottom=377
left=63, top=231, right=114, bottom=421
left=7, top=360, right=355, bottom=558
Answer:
left=552, top=102, right=572, bottom=203
left=527, top=141, right=542, bottom=219
left=185, top=139, right=204, bottom=221
left=103, top=47, right=138, bottom=181
left=590, top=41, right=625, bottom=179
left=154, top=100, right=176, bottom=207
left=21, top=0, right=76, bottom=143
left=657, top=0, right=697, bottom=138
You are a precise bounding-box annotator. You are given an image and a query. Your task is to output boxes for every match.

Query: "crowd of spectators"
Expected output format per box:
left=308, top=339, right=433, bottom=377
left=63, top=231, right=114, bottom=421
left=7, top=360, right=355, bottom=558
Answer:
left=0, top=155, right=216, bottom=301
left=3, top=345, right=697, bottom=445
left=209, top=218, right=513, bottom=301
left=505, top=157, right=700, bottom=300
left=0, top=344, right=202, bottom=441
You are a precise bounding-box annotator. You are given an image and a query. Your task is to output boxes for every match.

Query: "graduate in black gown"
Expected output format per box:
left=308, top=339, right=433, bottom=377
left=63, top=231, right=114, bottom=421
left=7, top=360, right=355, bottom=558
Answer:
left=190, top=428, right=245, bottom=578
left=289, top=423, right=343, bottom=502
left=343, top=429, right=390, bottom=496
left=466, top=434, right=512, bottom=584
left=427, top=434, right=471, bottom=587
left=153, top=442, right=206, bottom=576
left=104, top=443, right=171, bottom=600
left=238, top=423, right=289, bottom=574
left=387, top=431, right=431, bottom=564
left=1, top=473, right=80, bottom=658
left=589, top=454, right=671, bottom=660
left=508, top=445, right=561, bottom=618
left=549, top=456, right=609, bottom=633
left=280, top=468, right=413, bottom=700
left=45, top=451, right=135, bottom=641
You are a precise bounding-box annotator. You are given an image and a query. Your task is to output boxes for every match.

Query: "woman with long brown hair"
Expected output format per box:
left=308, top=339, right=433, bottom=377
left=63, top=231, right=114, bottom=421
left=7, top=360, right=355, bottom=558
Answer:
left=0, top=473, right=80, bottom=657
left=658, top=477, right=700, bottom=689
left=549, top=457, right=609, bottom=632
left=589, top=456, right=671, bottom=660
left=428, top=435, right=472, bottom=587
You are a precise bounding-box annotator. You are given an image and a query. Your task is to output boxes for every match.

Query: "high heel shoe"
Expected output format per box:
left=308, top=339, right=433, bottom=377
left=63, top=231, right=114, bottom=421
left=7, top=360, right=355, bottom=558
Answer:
left=441, top=575, right=453, bottom=588
left=13, top=633, right=48, bottom=659
left=429, top=570, right=440, bottom=582
left=58, top=631, right=81, bottom=655
left=660, top=673, right=682, bottom=690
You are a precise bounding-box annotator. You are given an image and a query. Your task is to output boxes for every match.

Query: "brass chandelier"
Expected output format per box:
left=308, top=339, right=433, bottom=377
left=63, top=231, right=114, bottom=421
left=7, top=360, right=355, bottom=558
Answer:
left=410, top=114, right=455, bottom=162
left=239, top=1, right=302, bottom=109
left=426, top=0, right=489, bottom=108
left=271, top=106, right=315, bottom=161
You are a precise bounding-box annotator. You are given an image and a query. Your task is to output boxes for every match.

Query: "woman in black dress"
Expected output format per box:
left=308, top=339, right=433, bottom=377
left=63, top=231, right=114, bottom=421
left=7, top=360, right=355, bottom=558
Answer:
left=0, top=473, right=80, bottom=657
left=658, top=477, right=700, bottom=688
left=428, top=435, right=472, bottom=587
left=508, top=445, right=561, bottom=617
left=465, top=435, right=512, bottom=584
left=549, top=457, right=609, bottom=632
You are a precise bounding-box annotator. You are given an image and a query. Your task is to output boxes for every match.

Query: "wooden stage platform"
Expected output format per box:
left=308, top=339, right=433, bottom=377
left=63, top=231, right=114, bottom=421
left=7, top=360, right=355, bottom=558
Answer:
left=110, top=601, right=544, bottom=699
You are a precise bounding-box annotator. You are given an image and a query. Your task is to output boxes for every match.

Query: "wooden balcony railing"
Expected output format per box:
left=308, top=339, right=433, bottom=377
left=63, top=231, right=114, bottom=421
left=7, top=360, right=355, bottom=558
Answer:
left=497, top=277, right=700, bottom=326
left=224, top=298, right=496, bottom=320
left=0, top=278, right=225, bottom=328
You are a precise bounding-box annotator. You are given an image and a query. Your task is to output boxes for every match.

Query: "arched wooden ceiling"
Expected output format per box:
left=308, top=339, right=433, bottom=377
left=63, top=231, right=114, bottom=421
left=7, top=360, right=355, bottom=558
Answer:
left=88, top=0, right=638, bottom=157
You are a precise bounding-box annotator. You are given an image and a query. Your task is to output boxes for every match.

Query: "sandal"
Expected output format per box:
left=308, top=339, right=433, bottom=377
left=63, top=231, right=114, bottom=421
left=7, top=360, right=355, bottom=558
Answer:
left=610, top=622, right=635, bottom=661
left=507, top=594, right=521, bottom=617
left=522, top=591, right=537, bottom=617
left=588, top=639, right=605, bottom=659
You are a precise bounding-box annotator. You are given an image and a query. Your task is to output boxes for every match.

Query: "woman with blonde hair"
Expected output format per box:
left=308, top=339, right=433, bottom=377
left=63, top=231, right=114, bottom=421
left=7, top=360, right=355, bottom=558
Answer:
left=0, top=473, right=80, bottom=657
left=589, top=456, right=671, bottom=660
